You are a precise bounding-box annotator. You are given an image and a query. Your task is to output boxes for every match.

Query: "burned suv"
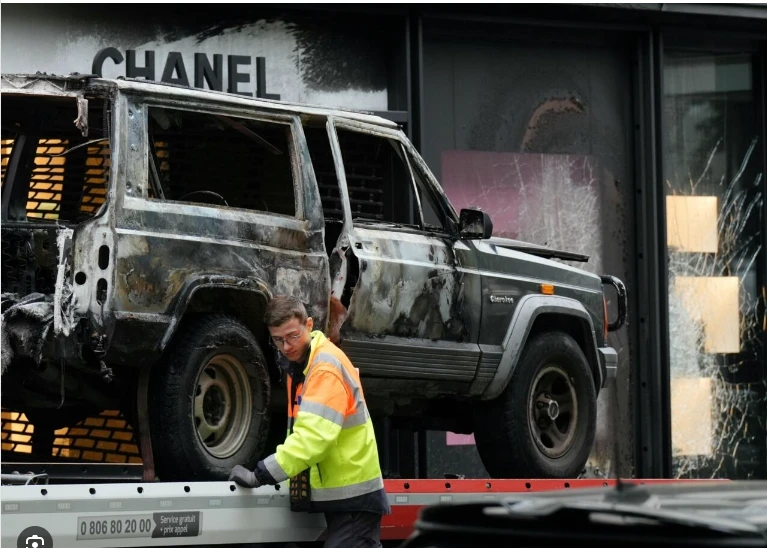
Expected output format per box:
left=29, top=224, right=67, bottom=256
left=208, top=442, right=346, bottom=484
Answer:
left=1, top=74, right=626, bottom=481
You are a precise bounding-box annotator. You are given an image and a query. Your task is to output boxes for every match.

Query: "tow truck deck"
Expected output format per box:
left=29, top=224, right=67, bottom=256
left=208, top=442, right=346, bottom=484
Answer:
left=1, top=475, right=700, bottom=547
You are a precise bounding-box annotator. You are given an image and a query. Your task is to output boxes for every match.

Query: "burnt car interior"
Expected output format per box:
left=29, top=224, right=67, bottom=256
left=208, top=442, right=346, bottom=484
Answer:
left=147, top=108, right=296, bottom=216
left=1, top=94, right=111, bottom=298
left=335, top=128, right=416, bottom=225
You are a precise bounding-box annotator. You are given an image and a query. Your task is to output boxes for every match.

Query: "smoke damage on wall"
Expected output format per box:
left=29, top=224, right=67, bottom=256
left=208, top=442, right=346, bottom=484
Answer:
left=1, top=6, right=397, bottom=111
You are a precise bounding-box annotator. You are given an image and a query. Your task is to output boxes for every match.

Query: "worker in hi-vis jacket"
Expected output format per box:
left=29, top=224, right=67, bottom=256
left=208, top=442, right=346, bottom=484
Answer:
left=229, top=295, right=390, bottom=548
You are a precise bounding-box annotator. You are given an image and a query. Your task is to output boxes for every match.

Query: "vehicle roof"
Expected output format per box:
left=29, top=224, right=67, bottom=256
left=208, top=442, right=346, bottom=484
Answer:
left=1, top=73, right=400, bottom=128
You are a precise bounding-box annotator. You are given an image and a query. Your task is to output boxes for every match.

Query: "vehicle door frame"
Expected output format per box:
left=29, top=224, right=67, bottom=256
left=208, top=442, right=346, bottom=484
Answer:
left=326, top=116, right=482, bottom=394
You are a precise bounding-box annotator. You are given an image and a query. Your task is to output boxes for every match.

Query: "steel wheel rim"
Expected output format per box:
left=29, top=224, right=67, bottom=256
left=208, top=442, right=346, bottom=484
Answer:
left=528, top=364, right=578, bottom=459
left=193, top=354, right=252, bottom=459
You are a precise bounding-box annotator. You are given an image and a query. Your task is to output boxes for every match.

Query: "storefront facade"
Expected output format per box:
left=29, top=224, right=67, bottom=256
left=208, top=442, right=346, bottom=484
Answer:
left=2, top=4, right=765, bottom=480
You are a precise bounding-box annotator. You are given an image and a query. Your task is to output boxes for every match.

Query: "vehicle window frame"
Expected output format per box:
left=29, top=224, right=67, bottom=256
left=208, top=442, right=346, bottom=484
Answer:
left=331, top=118, right=444, bottom=236
left=400, top=138, right=460, bottom=237
left=302, top=118, right=349, bottom=225
left=1, top=94, right=115, bottom=224
left=402, top=149, right=455, bottom=237
left=141, top=100, right=303, bottom=220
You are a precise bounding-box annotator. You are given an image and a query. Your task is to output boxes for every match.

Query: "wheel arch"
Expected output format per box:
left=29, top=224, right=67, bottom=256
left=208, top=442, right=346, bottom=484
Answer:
left=481, top=294, right=601, bottom=401
left=157, top=275, right=273, bottom=369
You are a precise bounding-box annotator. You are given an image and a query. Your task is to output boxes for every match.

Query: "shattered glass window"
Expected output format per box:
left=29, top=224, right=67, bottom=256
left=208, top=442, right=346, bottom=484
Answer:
left=0, top=95, right=111, bottom=224
left=148, top=108, right=296, bottom=217
left=664, top=50, right=765, bottom=479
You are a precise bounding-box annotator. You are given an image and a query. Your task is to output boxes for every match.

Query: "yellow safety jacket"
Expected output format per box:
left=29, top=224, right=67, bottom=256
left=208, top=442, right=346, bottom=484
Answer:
left=262, top=331, right=389, bottom=513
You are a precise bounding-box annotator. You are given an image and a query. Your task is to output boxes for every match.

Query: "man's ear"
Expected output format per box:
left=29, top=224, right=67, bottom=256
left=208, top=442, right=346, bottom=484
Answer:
left=306, top=317, right=314, bottom=331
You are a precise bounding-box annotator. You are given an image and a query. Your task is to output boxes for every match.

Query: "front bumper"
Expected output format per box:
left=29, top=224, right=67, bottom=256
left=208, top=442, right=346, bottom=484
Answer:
left=598, top=346, right=618, bottom=385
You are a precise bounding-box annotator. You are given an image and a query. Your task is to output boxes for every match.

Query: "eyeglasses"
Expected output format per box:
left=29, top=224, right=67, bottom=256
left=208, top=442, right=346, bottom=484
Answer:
left=270, top=328, right=304, bottom=349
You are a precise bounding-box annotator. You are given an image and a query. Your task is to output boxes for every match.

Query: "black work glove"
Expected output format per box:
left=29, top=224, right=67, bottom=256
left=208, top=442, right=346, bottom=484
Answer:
left=228, top=465, right=260, bottom=488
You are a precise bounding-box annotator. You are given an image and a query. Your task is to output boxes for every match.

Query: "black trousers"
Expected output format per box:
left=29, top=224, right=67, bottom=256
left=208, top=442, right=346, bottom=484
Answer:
left=323, top=511, right=383, bottom=548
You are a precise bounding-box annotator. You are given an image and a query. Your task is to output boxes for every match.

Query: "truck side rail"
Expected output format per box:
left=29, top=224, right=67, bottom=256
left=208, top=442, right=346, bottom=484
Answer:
left=1, top=478, right=724, bottom=546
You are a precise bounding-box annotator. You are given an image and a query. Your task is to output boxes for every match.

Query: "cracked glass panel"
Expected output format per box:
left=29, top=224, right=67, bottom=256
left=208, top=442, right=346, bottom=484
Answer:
left=664, top=50, right=765, bottom=479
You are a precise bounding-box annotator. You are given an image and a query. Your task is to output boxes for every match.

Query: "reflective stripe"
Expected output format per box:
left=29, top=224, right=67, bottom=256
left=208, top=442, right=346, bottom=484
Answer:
left=263, top=453, right=289, bottom=483
left=342, top=406, right=368, bottom=429
left=311, top=476, right=384, bottom=502
left=309, top=351, right=371, bottom=429
left=312, top=352, right=365, bottom=404
left=299, top=400, right=345, bottom=427
left=313, top=352, right=361, bottom=391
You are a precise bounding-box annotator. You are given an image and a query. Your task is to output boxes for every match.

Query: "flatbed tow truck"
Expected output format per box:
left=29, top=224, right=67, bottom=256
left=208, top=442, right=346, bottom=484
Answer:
left=1, top=465, right=699, bottom=547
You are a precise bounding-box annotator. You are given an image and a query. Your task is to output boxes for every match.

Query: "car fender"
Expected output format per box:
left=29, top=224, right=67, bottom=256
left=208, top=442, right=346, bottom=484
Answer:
left=480, top=294, right=601, bottom=401
left=158, top=274, right=272, bottom=353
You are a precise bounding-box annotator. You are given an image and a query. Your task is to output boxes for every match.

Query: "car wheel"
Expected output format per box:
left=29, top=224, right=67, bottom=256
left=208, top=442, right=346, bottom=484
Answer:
left=474, top=331, right=597, bottom=478
left=149, top=314, right=270, bottom=480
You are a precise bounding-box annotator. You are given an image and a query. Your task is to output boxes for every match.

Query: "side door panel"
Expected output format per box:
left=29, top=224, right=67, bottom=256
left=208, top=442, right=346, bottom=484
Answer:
left=329, top=120, right=481, bottom=395
left=342, top=227, right=478, bottom=391
left=345, top=228, right=465, bottom=341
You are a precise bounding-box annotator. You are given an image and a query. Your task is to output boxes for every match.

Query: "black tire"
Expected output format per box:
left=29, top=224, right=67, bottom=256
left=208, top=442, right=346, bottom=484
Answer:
left=149, top=315, right=271, bottom=481
left=474, top=331, right=597, bottom=478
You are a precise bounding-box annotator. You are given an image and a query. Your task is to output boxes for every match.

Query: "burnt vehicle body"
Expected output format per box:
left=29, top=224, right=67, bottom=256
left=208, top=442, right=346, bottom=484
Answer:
left=1, top=74, right=626, bottom=480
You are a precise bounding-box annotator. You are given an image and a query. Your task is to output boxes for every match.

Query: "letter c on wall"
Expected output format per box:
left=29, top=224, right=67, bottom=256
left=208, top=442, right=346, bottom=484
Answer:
left=92, top=47, right=124, bottom=77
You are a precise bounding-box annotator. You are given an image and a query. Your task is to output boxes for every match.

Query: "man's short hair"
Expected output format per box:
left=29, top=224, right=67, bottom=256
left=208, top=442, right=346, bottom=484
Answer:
left=264, top=295, right=308, bottom=327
